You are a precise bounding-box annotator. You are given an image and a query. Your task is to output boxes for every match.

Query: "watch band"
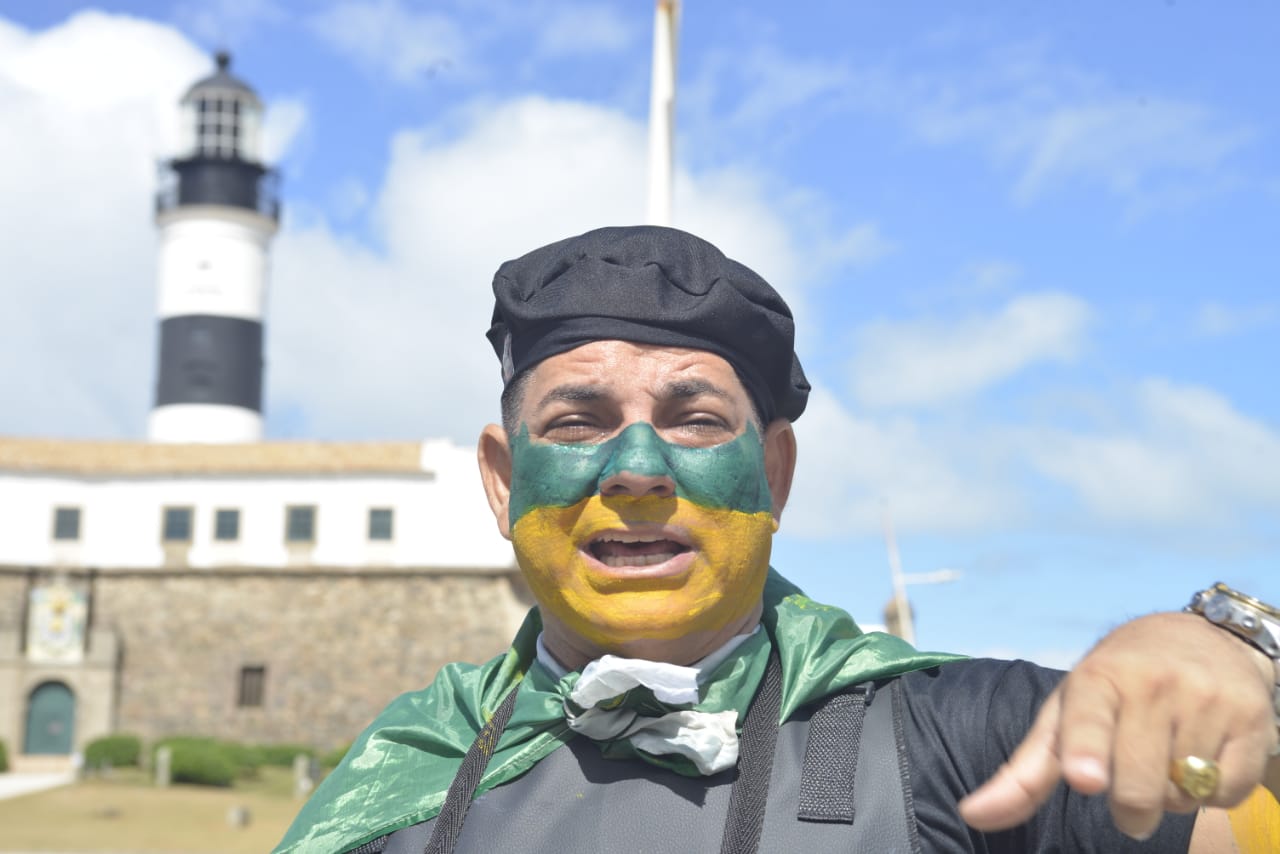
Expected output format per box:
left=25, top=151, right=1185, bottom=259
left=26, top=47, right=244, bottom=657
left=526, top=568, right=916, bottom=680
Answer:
left=1185, top=582, right=1280, bottom=755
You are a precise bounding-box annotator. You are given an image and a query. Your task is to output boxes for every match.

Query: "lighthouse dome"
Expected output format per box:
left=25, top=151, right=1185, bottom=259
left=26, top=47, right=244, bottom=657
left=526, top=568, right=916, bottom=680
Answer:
left=174, top=51, right=264, bottom=164
left=183, top=50, right=262, bottom=107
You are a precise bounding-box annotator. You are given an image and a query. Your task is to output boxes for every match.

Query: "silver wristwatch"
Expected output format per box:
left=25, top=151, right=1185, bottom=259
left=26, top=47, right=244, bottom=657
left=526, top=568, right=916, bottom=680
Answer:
left=1185, top=582, right=1280, bottom=752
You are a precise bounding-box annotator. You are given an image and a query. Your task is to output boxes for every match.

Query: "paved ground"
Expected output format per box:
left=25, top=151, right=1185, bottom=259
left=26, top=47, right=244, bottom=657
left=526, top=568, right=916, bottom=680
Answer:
left=0, top=771, right=75, bottom=801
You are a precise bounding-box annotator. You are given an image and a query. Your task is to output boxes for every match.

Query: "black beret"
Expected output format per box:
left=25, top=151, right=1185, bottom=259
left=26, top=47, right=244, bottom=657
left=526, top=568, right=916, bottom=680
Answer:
left=486, top=225, right=810, bottom=422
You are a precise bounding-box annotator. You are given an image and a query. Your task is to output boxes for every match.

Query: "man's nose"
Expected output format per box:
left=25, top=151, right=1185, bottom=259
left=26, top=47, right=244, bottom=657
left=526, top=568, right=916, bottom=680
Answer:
left=597, top=423, right=677, bottom=498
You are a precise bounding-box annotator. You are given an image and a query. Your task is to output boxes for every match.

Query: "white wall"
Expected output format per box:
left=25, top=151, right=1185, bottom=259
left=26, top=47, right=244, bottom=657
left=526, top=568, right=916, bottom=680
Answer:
left=0, top=440, right=514, bottom=571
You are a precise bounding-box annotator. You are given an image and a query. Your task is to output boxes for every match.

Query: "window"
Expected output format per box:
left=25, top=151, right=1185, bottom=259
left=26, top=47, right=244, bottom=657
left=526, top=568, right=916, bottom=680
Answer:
left=214, top=509, right=240, bottom=542
left=195, top=95, right=245, bottom=159
left=162, top=507, right=193, bottom=543
left=237, top=665, right=265, bottom=708
left=52, top=507, right=81, bottom=541
left=368, top=508, right=394, bottom=542
left=285, top=506, right=316, bottom=543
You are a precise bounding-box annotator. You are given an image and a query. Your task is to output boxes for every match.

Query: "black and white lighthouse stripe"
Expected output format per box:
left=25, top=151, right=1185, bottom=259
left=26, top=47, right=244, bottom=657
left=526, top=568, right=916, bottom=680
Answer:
left=154, top=314, right=264, bottom=411
left=148, top=52, right=280, bottom=444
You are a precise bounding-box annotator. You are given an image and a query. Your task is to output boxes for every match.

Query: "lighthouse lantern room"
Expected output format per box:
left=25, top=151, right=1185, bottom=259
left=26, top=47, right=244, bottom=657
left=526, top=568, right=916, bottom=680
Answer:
left=149, top=51, right=280, bottom=443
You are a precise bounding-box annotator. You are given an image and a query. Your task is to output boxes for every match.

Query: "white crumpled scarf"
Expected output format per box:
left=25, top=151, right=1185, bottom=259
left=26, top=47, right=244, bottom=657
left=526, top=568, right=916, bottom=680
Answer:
left=535, top=628, right=759, bottom=775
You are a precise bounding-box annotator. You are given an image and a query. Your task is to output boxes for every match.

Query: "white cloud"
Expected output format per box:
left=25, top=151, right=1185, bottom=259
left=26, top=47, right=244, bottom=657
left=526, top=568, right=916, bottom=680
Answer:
left=1009, top=98, right=1251, bottom=206
left=308, top=0, right=464, bottom=84
left=682, top=44, right=852, bottom=162
left=965, top=260, right=1021, bottom=295
left=867, top=43, right=1253, bottom=211
left=1194, top=300, right=1278, bottom=337
left=719, top=47, right=851, bottom=130
left=0, top=12, right=209, bottom=438
left=536, top=3, right=632, bottom=58
left=1027, top=379, right=1280, bottom=525
left=850, top=292, right=1090, bottom=408
left=815, top=222, right=896, bottom=271
left=172, top=0, right=286, bottom=46
left=261, top=96, right=308, bottom=164
left=782, top=387, right=1016, bottom=537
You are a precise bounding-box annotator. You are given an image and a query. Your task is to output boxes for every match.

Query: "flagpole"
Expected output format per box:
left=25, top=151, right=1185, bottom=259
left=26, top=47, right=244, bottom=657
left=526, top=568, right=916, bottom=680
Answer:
left=646, top=0, right=679, bottom=226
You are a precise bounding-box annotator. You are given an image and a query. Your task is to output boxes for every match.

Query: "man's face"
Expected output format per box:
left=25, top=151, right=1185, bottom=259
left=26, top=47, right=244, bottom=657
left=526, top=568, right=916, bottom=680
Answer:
left=478, top=340, right=795, bottom=664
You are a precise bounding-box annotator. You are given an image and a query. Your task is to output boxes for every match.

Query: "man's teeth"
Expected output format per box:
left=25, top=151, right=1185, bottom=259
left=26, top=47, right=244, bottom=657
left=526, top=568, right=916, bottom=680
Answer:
left=590, top=533, right=687, bottom=567
left=597, top=551, right=678, bottom=568
left=597, top=533, right=658, bottom=543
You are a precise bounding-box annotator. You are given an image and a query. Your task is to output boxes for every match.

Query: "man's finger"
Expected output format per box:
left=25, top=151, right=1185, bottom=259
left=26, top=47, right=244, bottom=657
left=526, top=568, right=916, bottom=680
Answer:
left=1055, top=662, right=1122, bottom=796
left=1105, top=682, right=1174, bottom=840
left=959, top=687, right=1064, bottom=831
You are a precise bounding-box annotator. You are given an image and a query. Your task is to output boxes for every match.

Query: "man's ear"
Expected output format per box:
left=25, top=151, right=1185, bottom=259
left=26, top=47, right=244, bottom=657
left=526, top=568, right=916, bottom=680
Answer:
left=477, top=423, right=514, bottom=540
left=762, top=419, right=797, bottom=524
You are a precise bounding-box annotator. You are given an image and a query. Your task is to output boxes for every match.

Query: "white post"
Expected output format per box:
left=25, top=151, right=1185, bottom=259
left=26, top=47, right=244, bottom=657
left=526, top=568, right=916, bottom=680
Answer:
left=646, top=0, right=680, bottom=226
left=882, top=507, right=915, bottom=645
left=155, top=745, right=172, bottom=787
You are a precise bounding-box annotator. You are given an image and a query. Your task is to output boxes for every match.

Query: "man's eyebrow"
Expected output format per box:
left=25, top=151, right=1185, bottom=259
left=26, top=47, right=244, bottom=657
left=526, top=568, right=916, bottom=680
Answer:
left=660, top=379, right=733, bottom=401
left=532, top=383, right=605, bottom=413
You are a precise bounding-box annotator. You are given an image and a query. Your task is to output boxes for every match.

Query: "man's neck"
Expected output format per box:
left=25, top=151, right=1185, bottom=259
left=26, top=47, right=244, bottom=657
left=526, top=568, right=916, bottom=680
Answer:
left=539, top=603, right=764, bottom=671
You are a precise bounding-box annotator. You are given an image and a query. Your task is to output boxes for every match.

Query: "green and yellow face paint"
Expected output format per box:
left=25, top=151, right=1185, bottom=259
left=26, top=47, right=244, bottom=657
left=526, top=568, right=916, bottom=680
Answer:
left=508, top=422, right=778, bottom=648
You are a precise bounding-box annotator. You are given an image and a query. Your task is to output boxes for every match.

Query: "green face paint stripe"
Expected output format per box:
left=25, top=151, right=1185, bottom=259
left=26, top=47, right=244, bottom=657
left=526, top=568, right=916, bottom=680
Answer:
left=507, top=422, right=773, bottom=524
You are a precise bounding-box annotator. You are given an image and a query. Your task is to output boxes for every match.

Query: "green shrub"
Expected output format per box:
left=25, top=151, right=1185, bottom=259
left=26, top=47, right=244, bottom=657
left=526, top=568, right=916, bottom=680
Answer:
left=0, top=738, right=8, bottom=773
left=218, top=741, right=263, bottom=776
left=255, top=743, right=315, bottom=767
left=163, top=740, right=236, bottom=787
left=154, top=736, right=254, bottom=786
left=85, top=734, right=142, bottom=769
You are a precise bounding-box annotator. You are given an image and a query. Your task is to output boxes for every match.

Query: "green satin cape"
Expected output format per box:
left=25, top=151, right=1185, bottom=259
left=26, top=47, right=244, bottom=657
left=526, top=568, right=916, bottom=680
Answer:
left=273, top=570, right=964, bottom=854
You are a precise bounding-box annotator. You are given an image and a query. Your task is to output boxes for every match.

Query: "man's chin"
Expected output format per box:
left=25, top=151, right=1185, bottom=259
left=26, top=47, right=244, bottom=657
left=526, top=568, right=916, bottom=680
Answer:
left=568, top=596, right=755, bottom=646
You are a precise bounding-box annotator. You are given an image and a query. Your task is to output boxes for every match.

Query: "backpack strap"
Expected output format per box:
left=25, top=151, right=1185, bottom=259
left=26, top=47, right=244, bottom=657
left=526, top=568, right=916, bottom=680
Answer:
left=718, top=651, right=783, bottom=854
left=422, top=683, right=521, bottom=854
left=797, top=682, right=872, bottom=823
left=797, top=678, right=919, bottom=853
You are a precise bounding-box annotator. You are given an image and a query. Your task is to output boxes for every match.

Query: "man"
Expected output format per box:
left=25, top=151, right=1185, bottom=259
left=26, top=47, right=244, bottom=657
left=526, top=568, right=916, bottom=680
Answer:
left=277, top=226, right=1280, bottom=853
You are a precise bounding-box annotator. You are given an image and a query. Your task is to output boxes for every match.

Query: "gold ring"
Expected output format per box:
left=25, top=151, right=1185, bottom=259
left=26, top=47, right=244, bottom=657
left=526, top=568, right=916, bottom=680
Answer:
left=1168, top=755, right=1220, bottom=800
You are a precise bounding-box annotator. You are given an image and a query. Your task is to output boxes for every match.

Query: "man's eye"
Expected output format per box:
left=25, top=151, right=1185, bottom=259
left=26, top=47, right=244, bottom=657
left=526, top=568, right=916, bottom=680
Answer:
left=542, top=421, right=605, bottom=443
left=680, top=413, right=729, bottom=430
left=669, top=415, right=733, bottom=442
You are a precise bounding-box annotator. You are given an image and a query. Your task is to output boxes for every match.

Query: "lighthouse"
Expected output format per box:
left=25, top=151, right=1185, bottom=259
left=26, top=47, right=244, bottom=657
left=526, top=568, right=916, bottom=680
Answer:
left=148, top=51, right=280, bottom=443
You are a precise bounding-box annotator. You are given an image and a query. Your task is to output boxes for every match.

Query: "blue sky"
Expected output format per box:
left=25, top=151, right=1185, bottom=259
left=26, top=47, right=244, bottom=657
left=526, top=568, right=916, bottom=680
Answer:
left=1, top=1, right=1277, bottom=666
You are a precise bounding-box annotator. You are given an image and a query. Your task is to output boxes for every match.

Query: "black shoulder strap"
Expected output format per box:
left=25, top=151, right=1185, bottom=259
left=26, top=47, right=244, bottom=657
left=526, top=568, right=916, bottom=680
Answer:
left=796, top=678, right=919, bottom=853
left=718, top=651, right=783, bottom=854
left=422, top=683, right=521, bottom=854
left=797, top=682, right=871, bottom=823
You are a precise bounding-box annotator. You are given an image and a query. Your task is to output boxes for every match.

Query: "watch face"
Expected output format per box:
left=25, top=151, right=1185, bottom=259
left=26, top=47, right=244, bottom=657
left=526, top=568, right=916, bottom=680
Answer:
left=1204, top=594, right=1233, bottom=624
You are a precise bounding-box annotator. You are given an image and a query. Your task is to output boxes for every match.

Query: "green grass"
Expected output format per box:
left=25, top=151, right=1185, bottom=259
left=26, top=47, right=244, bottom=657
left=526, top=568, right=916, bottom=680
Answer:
left=0, top=766, right=305, bottom=853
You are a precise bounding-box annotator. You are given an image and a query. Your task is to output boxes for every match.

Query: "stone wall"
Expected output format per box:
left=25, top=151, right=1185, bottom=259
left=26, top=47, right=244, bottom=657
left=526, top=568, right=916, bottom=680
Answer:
left=0, top=573, right=26, bottom=632
left=0, top=566, right=532, bottom=752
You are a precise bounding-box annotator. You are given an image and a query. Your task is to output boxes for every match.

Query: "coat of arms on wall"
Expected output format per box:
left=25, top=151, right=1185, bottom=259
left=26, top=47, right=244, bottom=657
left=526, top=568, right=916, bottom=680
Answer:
left=27, top=582, right=88, bottom=663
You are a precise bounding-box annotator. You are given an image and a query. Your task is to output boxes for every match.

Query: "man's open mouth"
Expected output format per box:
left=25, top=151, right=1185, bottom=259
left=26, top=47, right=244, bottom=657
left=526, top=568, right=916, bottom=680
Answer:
left=588, top=532, right=692, bottom=568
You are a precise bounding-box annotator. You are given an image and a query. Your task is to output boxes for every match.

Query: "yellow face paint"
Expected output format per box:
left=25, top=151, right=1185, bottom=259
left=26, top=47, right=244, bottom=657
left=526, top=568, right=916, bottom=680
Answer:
left=511, top=494, right=777, bottom=647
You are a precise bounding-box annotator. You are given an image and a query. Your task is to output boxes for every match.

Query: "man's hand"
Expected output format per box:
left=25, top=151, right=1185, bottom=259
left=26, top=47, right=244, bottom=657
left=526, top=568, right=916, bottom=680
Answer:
left=958, top=612, right=1279, bottom=840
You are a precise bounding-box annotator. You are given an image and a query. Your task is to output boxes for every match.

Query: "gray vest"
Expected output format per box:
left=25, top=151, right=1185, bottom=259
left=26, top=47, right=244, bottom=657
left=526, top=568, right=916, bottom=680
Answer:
left=367, top=680, right=917, bottom=854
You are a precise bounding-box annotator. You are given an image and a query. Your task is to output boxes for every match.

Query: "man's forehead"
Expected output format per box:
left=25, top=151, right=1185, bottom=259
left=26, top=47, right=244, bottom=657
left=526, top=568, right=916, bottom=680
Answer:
left=524, top=340, right=749, bottom=407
